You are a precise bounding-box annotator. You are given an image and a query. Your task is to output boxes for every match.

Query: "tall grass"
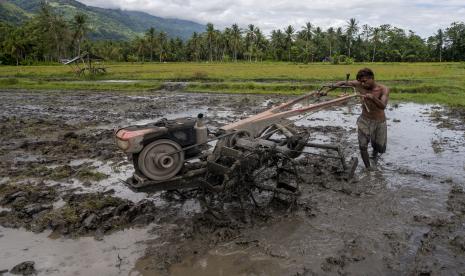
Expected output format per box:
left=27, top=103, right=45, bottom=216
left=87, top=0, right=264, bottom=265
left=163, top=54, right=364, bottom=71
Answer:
left=0, top=62, right=464, bottom=106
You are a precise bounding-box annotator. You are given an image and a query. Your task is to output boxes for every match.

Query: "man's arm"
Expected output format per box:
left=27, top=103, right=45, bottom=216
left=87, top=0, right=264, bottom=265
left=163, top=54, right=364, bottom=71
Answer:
left=365, top=86, right=389, bottom=109
left=335, top=80, right=359, bottom=87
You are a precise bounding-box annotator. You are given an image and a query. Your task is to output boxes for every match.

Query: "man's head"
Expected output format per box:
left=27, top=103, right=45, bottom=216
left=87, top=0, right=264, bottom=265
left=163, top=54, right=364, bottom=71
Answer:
left=356, top=68, right=375, bottom=89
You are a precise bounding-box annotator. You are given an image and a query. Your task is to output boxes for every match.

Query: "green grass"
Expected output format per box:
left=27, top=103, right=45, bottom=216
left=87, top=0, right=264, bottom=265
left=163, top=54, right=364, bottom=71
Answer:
left=0, top=78, right=163, bottom=91
left=0, top=62, right=464, bottom=106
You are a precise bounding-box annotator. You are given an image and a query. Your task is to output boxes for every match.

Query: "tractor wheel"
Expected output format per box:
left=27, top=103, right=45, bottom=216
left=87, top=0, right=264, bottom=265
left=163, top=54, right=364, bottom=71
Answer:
left=137, top=139, right=185, bottom=181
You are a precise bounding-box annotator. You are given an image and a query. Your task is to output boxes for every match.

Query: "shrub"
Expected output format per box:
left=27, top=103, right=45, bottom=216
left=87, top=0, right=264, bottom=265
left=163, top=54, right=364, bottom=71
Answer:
left=192, top=71, right=208, bottom=80
left=331, top=55, right=354, bottom=65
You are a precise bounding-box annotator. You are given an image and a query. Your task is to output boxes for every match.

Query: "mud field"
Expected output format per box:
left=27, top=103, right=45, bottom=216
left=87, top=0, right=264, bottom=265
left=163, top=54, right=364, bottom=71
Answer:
left=1, top=89, right=465, bottom=275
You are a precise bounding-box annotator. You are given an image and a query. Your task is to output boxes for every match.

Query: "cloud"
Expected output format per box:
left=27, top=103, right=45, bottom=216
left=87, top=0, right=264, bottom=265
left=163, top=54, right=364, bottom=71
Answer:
left=77, top=0, right=465, bottom=37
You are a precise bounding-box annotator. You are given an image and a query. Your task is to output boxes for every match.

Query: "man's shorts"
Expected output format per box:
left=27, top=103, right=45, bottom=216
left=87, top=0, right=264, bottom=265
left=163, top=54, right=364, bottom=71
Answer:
left=357, top=116, right=387, bottom=153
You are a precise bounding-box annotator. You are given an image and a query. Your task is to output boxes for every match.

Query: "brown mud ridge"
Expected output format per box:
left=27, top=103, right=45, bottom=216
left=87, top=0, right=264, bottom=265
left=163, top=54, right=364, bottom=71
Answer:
left=0, top=89, right=465, bottom=275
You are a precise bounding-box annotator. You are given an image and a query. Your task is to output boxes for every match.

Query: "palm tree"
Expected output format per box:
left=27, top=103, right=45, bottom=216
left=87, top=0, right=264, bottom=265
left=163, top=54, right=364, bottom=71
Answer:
left=345, top=18, right=359, bottom=58
left=270, top=29, right=285, bottom=60
left=326, top=27, right=336, bottom=58
left=361, top=24, right=371, bottom=42
left=135, top=37, right=146, bottom=62
left=313, top=26, right=324, bottom=61
left=157, top=31, right=167, bottom=62
left=253, top=26, right=265, bottom=61
left=72, top=13, right=88, bottom=56
left=245, top=24, right=256, bottom=62
left=145, top=27, right=156, bottom=62
left=205, top=23, right=215, bottom=62
left=371, top=27, right=380, bottom=62
left=435, top=29, right=444, bottom=62
left=284, top=25, right=295, bottom=61
left=217, top=28, right=229, bottom=61
left=187, top=32, right=201, bottom=61
left=231, top=23, right=242, bottom=62
left=300, top=22, right=313, bottom=63
left=5, top=28, right=26, bottom=65
left=214, top=29, right=221, bottom=60
left=37, top=2, right=70, bottom=61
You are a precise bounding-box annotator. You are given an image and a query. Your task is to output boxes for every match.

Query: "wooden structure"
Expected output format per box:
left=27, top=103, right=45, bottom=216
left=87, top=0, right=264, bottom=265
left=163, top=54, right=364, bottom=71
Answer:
left=62, top=52, right=106, bottom=76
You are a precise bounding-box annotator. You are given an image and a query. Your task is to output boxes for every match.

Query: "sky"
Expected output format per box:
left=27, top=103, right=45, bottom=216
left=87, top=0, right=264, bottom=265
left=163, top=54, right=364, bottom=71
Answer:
left=77, top=0, right=465, bottom=38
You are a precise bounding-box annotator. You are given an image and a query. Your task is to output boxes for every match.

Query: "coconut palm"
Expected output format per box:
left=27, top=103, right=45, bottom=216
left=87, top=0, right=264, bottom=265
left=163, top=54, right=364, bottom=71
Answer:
left=284, top=25, right=295, bottom=61
left=371, top=27, right=380, bottom=62
left=72, top=13, right=89, bottom=56
left=253, top=26, right=266, bottom=61
left=300, top=22, right=313, bottom=63
left=230, top=24, right=242, bottom=62
left=145, top=27, right=157, bottom=62
left=435, top=29, right=444, bottom=62
left=187, top=32, right=201, bottom=61
left=326, top=27, right=336, bottom=58
left=270, top=29, right=286, bottom=60
left=245, top=24, right=257, bottom=62
left=205, top=23, right=215, bottom=62
left=345, top=18, right=359, bottom=58
left=313, top=26, right=324, bottom=61
left=134, top=37, right=146, bottom=62
left=157, top=31, right=167, bottom=62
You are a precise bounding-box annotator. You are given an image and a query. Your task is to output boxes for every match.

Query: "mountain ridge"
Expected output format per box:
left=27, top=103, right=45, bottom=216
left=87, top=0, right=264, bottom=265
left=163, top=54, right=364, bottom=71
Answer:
left=0, top=0, right=206, bottom=40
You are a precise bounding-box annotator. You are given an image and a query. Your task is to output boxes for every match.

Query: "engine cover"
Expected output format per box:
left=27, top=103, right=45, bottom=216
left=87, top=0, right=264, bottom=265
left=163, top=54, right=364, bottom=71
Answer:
left=115, top=117, right=198, bottom=154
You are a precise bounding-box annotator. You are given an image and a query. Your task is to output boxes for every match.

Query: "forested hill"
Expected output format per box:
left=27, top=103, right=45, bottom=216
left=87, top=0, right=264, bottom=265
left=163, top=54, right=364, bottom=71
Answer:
left=0, top=0, right=205, bottom=40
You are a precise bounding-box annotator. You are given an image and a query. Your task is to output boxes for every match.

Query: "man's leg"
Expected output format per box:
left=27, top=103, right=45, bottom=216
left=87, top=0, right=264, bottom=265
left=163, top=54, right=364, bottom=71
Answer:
left=358, top=128, right=371, bottom=168
left=372, top=121, right=387, bottom=159
left=372, top=149, right=379, bottom=159
left=360, top=145, right=370, bottom=168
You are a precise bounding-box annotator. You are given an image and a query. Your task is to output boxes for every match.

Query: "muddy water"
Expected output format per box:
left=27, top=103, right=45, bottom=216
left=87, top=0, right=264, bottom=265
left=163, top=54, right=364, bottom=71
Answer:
left=1, top=90, right=465, bottom=275
left=0, top=225, right=154, bottom=275
left=154, top=103, right=465, bottom=275
left=295, top=102, right=465, bottom=182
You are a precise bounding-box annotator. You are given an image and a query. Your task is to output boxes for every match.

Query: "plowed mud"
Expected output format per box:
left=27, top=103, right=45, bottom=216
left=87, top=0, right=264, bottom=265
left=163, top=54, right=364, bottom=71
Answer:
left=0, top=89, right=464, bottom=275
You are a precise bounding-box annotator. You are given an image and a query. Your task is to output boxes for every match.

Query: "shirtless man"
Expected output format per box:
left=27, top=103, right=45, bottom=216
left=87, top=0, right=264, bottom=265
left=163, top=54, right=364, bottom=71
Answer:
left=336, top=68, right=389, bottom=169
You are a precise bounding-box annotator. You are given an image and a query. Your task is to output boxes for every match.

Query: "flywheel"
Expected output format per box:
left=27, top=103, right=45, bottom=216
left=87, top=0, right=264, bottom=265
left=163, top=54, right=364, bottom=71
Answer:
left=137, top=139, right=185, bottom=181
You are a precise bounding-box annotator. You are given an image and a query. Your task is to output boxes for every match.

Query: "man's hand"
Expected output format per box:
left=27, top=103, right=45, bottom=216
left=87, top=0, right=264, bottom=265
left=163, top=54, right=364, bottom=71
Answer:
left=357, top=94, right=370, bottom=112
left=364, top=93, right=375, bottom=100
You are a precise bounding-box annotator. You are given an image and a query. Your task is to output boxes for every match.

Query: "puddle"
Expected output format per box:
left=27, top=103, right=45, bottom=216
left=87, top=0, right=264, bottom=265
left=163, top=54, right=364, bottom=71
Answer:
left=0, top=225, right=155, bottom=275
left=44, top=158, right=149, bottom=203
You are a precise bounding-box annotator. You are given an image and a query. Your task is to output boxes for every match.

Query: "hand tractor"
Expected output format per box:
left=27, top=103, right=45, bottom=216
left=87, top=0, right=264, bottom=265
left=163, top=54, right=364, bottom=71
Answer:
left=115, top=84, right=360, bottom=215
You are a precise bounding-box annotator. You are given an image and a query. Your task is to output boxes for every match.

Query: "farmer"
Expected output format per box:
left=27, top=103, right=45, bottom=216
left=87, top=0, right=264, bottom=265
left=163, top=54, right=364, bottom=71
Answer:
left=335, top=68, right=389, bottom=169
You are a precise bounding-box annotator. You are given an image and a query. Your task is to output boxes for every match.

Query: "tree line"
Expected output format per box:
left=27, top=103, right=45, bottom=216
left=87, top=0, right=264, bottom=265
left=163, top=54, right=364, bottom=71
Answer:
left=1, top=2, right=464, bottom=65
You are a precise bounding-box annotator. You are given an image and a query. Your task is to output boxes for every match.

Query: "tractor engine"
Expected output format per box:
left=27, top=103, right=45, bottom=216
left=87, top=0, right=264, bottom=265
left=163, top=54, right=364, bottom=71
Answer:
left=115, top=114, right=207, bottom=183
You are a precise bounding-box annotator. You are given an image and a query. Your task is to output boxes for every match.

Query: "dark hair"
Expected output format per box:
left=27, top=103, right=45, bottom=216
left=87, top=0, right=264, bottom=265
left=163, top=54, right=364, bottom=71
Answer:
left=356, top=68, right=374, bottom=80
